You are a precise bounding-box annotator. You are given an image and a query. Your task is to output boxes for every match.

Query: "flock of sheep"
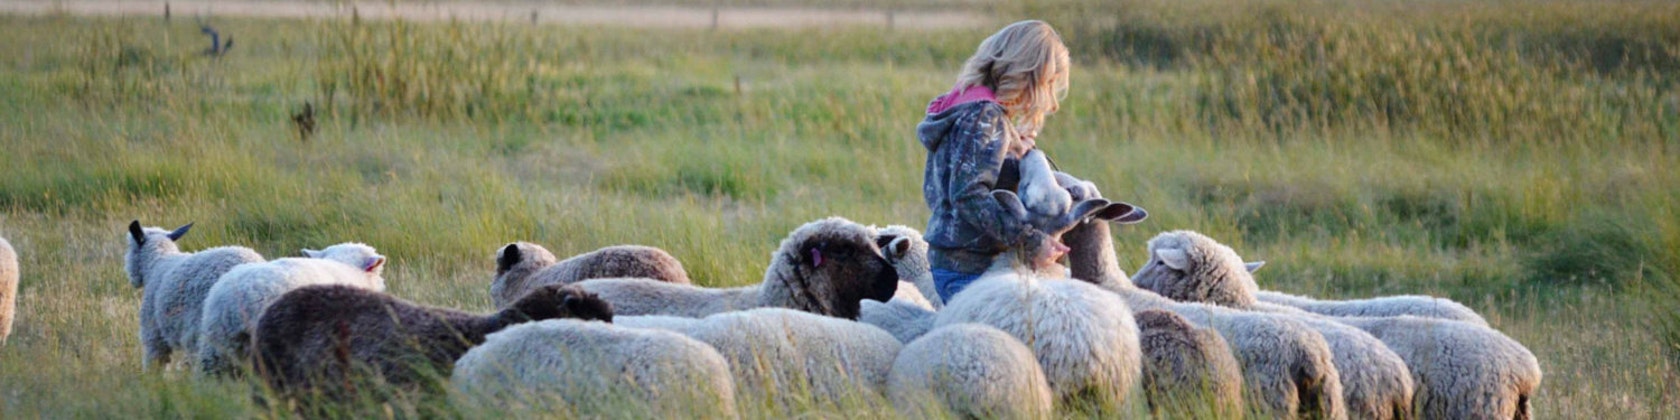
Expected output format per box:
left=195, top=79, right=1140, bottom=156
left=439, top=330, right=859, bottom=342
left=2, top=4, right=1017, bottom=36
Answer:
left=0, top=152, right=1541, bottom=418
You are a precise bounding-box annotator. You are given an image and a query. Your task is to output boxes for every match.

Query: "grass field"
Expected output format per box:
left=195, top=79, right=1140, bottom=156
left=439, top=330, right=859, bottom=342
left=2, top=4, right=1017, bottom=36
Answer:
left=1, top=0, right=1677, bottom=417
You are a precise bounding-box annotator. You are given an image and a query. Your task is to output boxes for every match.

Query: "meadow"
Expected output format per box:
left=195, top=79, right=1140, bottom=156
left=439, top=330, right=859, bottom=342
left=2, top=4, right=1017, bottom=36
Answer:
left=0, top=0, right=1677, bottom=417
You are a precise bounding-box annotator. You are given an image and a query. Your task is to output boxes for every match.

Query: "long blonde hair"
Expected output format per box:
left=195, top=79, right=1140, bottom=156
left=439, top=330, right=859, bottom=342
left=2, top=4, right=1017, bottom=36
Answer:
left=954, top=20, right=1071, bottom=133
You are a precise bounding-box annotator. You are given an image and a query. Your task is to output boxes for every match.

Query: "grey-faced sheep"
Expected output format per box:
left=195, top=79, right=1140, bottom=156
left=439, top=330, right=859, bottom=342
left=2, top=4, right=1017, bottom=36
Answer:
left=0, top=236, right=16, bottom=346
left=1060, top=220, right=1346, bottom=420
left=1133, top=230, right=1416, bottom=420
left=1133, top=309, right=1246, bottom=418
left=124, top=221, right=266, bottom=370
left=1130, top=229, right=1541, bottom=420
left=888, top=323, right=1053, bottom=420
left=450, top=318, right=735, bottom=419
left=489, top=242, right=689, bottom=308
left=615, top=307, right=902, bottom=413
left=930, top=190, right=1144, bottom=412
left=251, top=283, right=613, bottom=407
left=196, top=242, right=385, bottom=376
left=573, top=217, right=899, bottom=320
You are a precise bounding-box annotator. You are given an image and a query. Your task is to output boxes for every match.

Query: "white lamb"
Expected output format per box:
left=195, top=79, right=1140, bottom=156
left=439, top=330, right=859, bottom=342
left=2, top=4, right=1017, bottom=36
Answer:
left=123, top=221, right=265, bottom=370
left=1131, top=230, right=1541, bottom=420
left=195, top=242, right=386, bottom=376
left=1060, top=220, right=1346, bottom=420
left=1132, top=231, right=1415, bottom=420
left=0, top=236, right=17, bottom=346
left=616, top=308, right=902, bottom=413
left=573, top=217, right=899, bottom=321
left=888, top=323, right=1054, bottom=420
left=450, top=319, right=736, bottom=419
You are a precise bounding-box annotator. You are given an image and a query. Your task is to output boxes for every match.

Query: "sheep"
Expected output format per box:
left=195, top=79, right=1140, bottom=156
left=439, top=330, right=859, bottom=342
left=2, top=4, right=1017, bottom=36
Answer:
left=1060, top=220, right=1346, bottom=420
left=859, top=298, right=937, bottom=344
left=856, top=226, right=940, bottom=344
left=1256, top=290, right=1489, bottom=327
left=123, top=220, right=266, bottom=370
left=877, top=224, right=940, bottom=309
left=1128, top=229, right=1541, bottom=420
left=572, top=217, right=899, bottom=320
left=616, top=307, right=902, bottom=412
left=1, top=236, right=16, bottom=346
left=196, top=242, right=386, bottom=376
left=1133, top=230, right=1417, bottom=420
left=1133, top=309, right=1246, bottom=418
left=489, top=242, right=690, bottom=308
left=928, top=190, right=1144, bottom=411
left=251, top=283, right=613, bottom=407
left=450, top=318, right=735, bottom=419
left=887, top=323, right=1054, bottom=420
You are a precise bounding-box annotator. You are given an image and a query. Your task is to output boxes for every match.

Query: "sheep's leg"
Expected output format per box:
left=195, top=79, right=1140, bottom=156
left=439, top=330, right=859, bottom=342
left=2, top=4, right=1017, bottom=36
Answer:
left=142, top=332, right=172, bottom=371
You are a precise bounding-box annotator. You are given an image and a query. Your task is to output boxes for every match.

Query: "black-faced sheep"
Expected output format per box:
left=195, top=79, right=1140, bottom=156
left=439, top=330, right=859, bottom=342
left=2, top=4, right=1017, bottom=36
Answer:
left=196, top=242, right=385, bottom=376
left=252, top=283, right=613, bottom=406
left=124, top=220, right=266, bottom=370
left=573, top=217, right=899, bottom=320
left=489, top=242, right=689, bottom=308
left=450, top=318, right=735, bottom=418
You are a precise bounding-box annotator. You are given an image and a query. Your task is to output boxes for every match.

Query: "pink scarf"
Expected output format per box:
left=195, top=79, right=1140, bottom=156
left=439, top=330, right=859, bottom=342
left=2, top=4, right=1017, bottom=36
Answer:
left=926, top=85, right=997, bottom=114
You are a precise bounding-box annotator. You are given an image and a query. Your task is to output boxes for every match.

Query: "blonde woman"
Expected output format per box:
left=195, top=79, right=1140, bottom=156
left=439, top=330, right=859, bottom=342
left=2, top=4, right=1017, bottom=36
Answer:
left=918, top=20, right=1100, bottom=301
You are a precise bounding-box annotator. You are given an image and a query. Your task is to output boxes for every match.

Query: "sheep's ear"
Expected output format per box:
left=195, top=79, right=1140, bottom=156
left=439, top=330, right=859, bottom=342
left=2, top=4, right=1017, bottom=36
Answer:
left=1088, top=200, right=1136, bottom=221
left=1114, top=207, right=1148, bottom=224
left=991, top=190, right=1030, bottom=221
left=1157, top=248, right=1189, bottom=270
left=362, top=256, right=386, bottom=273
left=887, top=237, right=912, bottom=261
left=1245, top=261, right=1266, bottom=273
left=809, top=246, right=825, bottom=268
left=128, top=220, right=146, bottom=244
left=166, top=223, right=193, bottom=241
left=302, top=249, right=323, bottom=258
left=1098, top=202, right=1148, bottom=225
left=497, top=244, right=521, bottom=272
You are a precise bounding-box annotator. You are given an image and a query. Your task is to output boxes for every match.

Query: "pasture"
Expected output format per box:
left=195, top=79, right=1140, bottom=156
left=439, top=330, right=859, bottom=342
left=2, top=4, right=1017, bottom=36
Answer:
left=0, top=0, right=1676, bottom=417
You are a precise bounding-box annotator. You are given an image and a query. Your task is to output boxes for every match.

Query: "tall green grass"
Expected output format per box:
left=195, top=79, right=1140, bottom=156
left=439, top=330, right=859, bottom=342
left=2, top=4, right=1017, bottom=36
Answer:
left=0, top=0, right=1677, bottom=417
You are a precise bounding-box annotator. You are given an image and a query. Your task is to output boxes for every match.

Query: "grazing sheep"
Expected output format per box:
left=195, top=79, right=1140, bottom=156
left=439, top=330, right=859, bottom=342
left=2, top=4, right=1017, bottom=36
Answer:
left=930, top=191, right=1143, bottom=411
left=196, top=243, right=385, bottom=376
left=573, top=217, right=899, bottom=320
left=616, top=308, right=902, bottom=412
left=859, top=298, right=937, bottom=344
left=0, top=236, right=16, bottom=346
left=888, top=323, right=1053, bottom=420
left=1133, top=230, right=1417, bottom=420
left=450, top=319, right=735, bottom=419
left=1060, top=220, right=1345, bottom=420
left=252, top=284, right=613, bottom=406
left=877, top=225, right=940, bottom=309
left=1130, top=230, right=1541, bottom=420
left=1133, top=309, right=1245, bottom=418
left=489, top=242, right=689, bottom=308
left=123, top=220, right=266, bottom=370
left=1256, top=290, right=1488, bottom=327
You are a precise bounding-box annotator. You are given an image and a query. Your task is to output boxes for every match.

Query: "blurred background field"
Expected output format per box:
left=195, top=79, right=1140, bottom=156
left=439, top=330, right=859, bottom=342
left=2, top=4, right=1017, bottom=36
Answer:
left=0, top=0, right=1677, bottom=417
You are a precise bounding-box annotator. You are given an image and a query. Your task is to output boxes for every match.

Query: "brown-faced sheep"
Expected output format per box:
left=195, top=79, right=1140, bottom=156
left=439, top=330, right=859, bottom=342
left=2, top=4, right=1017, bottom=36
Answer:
left=489, top=243, right=689, bottom=308
left=251, top=284, right=613, bottom=406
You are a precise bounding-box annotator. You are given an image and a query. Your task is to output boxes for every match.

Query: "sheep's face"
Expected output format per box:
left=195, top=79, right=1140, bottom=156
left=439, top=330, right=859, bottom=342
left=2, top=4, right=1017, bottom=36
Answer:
left=124, top=220, right=189, bottom=288
left=1130, top=231, right=1259, bottom=308
left=876, top=225, right=930, bottom=283
left=509, top=284, right=614, bottom=323
left=494, top=242, right=557, bottom=278
left=303, top=242, right=388, bottom=290
left=777, top=218, right=899, bottom=320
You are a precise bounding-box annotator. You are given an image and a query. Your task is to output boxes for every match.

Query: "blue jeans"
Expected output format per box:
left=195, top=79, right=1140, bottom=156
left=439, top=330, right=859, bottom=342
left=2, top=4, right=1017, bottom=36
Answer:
left=933, top=268, right=984, bottom=303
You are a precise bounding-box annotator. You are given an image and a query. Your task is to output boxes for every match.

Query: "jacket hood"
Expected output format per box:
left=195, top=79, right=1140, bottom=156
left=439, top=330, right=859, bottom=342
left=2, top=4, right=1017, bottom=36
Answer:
left=918, top=86, right=998, bottom=152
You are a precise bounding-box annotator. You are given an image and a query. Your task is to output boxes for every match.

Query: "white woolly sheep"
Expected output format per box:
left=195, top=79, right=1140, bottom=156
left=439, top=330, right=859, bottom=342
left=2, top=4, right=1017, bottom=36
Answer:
left=489, top=242, right=689, bottom=308
left=1060, top=220, right=1346, bottom=420
left=888, top=323, right=1054, bottom=420
left=123, top=221, right=266, bottom=370
left=0, top=236, right=17, bottom=346
left=859, top=297, right=937, bottom=344
left=1133, top=230, right=1417, bottom=420
left=1129, top=229, right=1540, bottom=420
left=451, top=318, right=736, bottom=419
left=616, top=307, right=902, bottom=412
left=877, top=225, right=941, bottom=309
left=573, top=217, right=899, bottom=320
left=196, top=242, right=386, bottom=376
left=1256, top=289, right=1489, bottom=327
left=1132, top=309, right=1245, bottom=418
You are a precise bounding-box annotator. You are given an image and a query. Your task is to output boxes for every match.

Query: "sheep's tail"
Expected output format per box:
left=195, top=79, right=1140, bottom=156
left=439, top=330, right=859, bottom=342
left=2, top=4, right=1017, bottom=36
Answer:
left=1513, top=394, right=1531, bottom=420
